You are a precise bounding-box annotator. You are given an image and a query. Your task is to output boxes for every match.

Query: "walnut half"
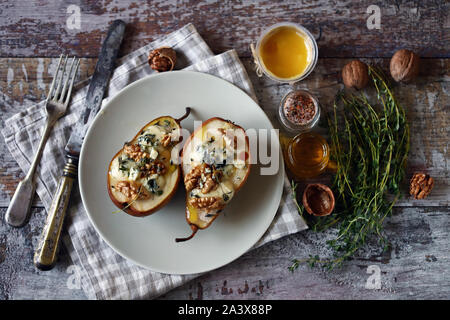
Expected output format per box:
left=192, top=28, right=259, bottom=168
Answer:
left=144, top=159, right=166, bottom=175
left=116, top=181, right=150, bottom=201
left=184, top=164, right=204, bottom=192
left=184, top=163, right=221, bottom=194
left=188, top=196, right=224, bottom=211
left=410, top=172, right=434, bottom=200
left=123, top=143, right=148, bottom=162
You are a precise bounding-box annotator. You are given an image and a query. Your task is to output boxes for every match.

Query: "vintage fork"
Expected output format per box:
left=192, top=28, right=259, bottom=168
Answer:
left=5, top=55, right=80, bottom=227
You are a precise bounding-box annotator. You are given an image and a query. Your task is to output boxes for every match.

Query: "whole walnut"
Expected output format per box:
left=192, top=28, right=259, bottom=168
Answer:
left=148, top=47, right=177, bottom=72
left=342, top=60, right=369, bottom=90
left=390, top=49, right=420, bottom=82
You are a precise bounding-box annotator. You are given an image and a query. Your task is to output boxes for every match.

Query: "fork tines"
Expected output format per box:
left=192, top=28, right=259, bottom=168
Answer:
left=47, top=54, right=80, bottom=106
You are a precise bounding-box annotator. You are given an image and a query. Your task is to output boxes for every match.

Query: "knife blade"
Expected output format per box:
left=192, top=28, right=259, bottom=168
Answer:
left=66, top=19, right=126, bottom=155
left=34, top=19, right=126, bottom=271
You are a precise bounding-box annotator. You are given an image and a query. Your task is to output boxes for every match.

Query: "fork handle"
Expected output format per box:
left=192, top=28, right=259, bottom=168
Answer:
left=34, top=154, right=78, bottom=270
left=5, top=120, right=54, bottom=227
left=4, top=177, right=36, bottom=227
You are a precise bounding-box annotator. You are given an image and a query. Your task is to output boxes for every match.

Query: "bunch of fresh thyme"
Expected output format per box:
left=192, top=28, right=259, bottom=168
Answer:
left=290, top=67, right=410, bottom=271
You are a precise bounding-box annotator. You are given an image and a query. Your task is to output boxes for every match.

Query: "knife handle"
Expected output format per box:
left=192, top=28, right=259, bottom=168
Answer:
left=34, top=154, right=78, bottom=270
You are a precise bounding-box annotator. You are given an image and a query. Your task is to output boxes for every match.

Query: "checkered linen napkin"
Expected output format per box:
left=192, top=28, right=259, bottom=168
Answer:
left=2, top=24, right=307, bottom=299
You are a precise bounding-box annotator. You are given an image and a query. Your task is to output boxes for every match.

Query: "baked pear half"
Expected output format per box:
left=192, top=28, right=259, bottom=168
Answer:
left=176, top=117, right=251, bottom=242
left=107, top=108, right=190, bottom=216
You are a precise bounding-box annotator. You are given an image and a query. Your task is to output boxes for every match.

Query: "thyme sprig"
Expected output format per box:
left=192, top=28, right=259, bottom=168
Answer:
left=290, top=180, right=304, bottom=218
left=290, top=67, right=410, bottom=271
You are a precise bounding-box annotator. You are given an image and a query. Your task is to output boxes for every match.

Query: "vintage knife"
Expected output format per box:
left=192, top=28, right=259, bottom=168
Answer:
left=34, top=20, right=126, bottom=270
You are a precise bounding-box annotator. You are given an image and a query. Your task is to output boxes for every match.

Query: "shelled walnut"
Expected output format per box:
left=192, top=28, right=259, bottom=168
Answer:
left=410, top=172, right=434, bottom=200
left=116, top=181, right=150, bottom=200
left=188, top=196, right=224, bottom=210
left=123, top=143, right=148, bottom=162
left=144, top=159, right=166, bottom=175
left=148, top=47, right=177, bottom=72
left=184, top=163, right=221, bottom=194
left=184, top=164, right=204, bottom=192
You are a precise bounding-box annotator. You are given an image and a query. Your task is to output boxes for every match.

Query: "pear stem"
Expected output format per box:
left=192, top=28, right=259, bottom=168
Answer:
left=175, top=225, right=198, bottom=242
left=176, top=107, right=191, bottom=123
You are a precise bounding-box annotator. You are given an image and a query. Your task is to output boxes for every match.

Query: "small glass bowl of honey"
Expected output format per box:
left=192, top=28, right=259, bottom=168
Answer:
left=252, top=22, right=318, bottom=84
left=283, top=132, right=331, bottom=179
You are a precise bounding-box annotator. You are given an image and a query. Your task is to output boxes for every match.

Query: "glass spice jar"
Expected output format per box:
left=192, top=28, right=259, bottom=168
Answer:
left=278, top=89, right=320, bottom=133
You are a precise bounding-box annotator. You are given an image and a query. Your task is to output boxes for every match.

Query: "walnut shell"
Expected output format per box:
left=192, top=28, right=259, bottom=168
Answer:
left=410, top=172, right=434, bottom=200
left=390, top=49, right=420, bottom=82
left=148, top=47, right=177, bottom=72
left=342, top=60, right=369, bottom=90
left=302, top=184, right=335, bottom=216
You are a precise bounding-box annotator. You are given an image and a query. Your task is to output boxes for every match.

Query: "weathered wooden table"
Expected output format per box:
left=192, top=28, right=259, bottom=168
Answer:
left=0, top=1, right=448, bottom=300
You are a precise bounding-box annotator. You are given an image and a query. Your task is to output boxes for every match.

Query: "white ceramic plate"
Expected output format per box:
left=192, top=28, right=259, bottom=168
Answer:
left=79, top=71, right=284, bottom=275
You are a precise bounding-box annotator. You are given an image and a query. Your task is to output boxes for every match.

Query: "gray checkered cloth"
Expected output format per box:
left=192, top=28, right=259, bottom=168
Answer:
left=2, top=24, right=307, bottom=300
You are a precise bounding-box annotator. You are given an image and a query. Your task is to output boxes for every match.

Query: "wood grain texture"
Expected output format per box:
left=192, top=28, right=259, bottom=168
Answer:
left=0, top=208, right=85, bottom=299
left=0, top=0, right=449, bottom=300
left=0, top=0, right=448, bottom=58
left=0, top=58, right=96, bottom=206
left=159, top=207, right=450, bottom=300
left=1, top=206, right=448, bottom=299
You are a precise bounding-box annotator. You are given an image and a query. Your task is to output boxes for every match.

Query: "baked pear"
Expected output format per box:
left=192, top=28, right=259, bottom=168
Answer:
left=107, top=108, right=190, bottom=216
left=176, top=117, right=251, bottom=242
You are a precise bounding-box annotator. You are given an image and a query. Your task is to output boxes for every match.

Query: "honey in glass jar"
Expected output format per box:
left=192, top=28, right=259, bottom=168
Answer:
left=254, top=22, right=318, bottom=83
left=283, top=132, right=331, bottom=179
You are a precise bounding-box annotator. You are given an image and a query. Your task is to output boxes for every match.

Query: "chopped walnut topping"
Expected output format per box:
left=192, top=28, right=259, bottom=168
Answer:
left=184, top=164, right=204, bottom=191
left=201, top=175, right=217, bottom=194
left=116, top=181, right=150, bottom=201
left=122, top=143, right=167, bottom=176
left=184, top=163, right=221, bottom=193
left=124, top=143, right=148, bottom=162
left=188, top=196, right=224, bottom=211
left=144, top=159, right=167, bottom=175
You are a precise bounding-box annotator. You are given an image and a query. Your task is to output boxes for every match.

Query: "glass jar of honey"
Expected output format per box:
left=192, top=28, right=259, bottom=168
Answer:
left=282, top=132, right=332, bottom=179
left=252, top=22, right=318, bottom=83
